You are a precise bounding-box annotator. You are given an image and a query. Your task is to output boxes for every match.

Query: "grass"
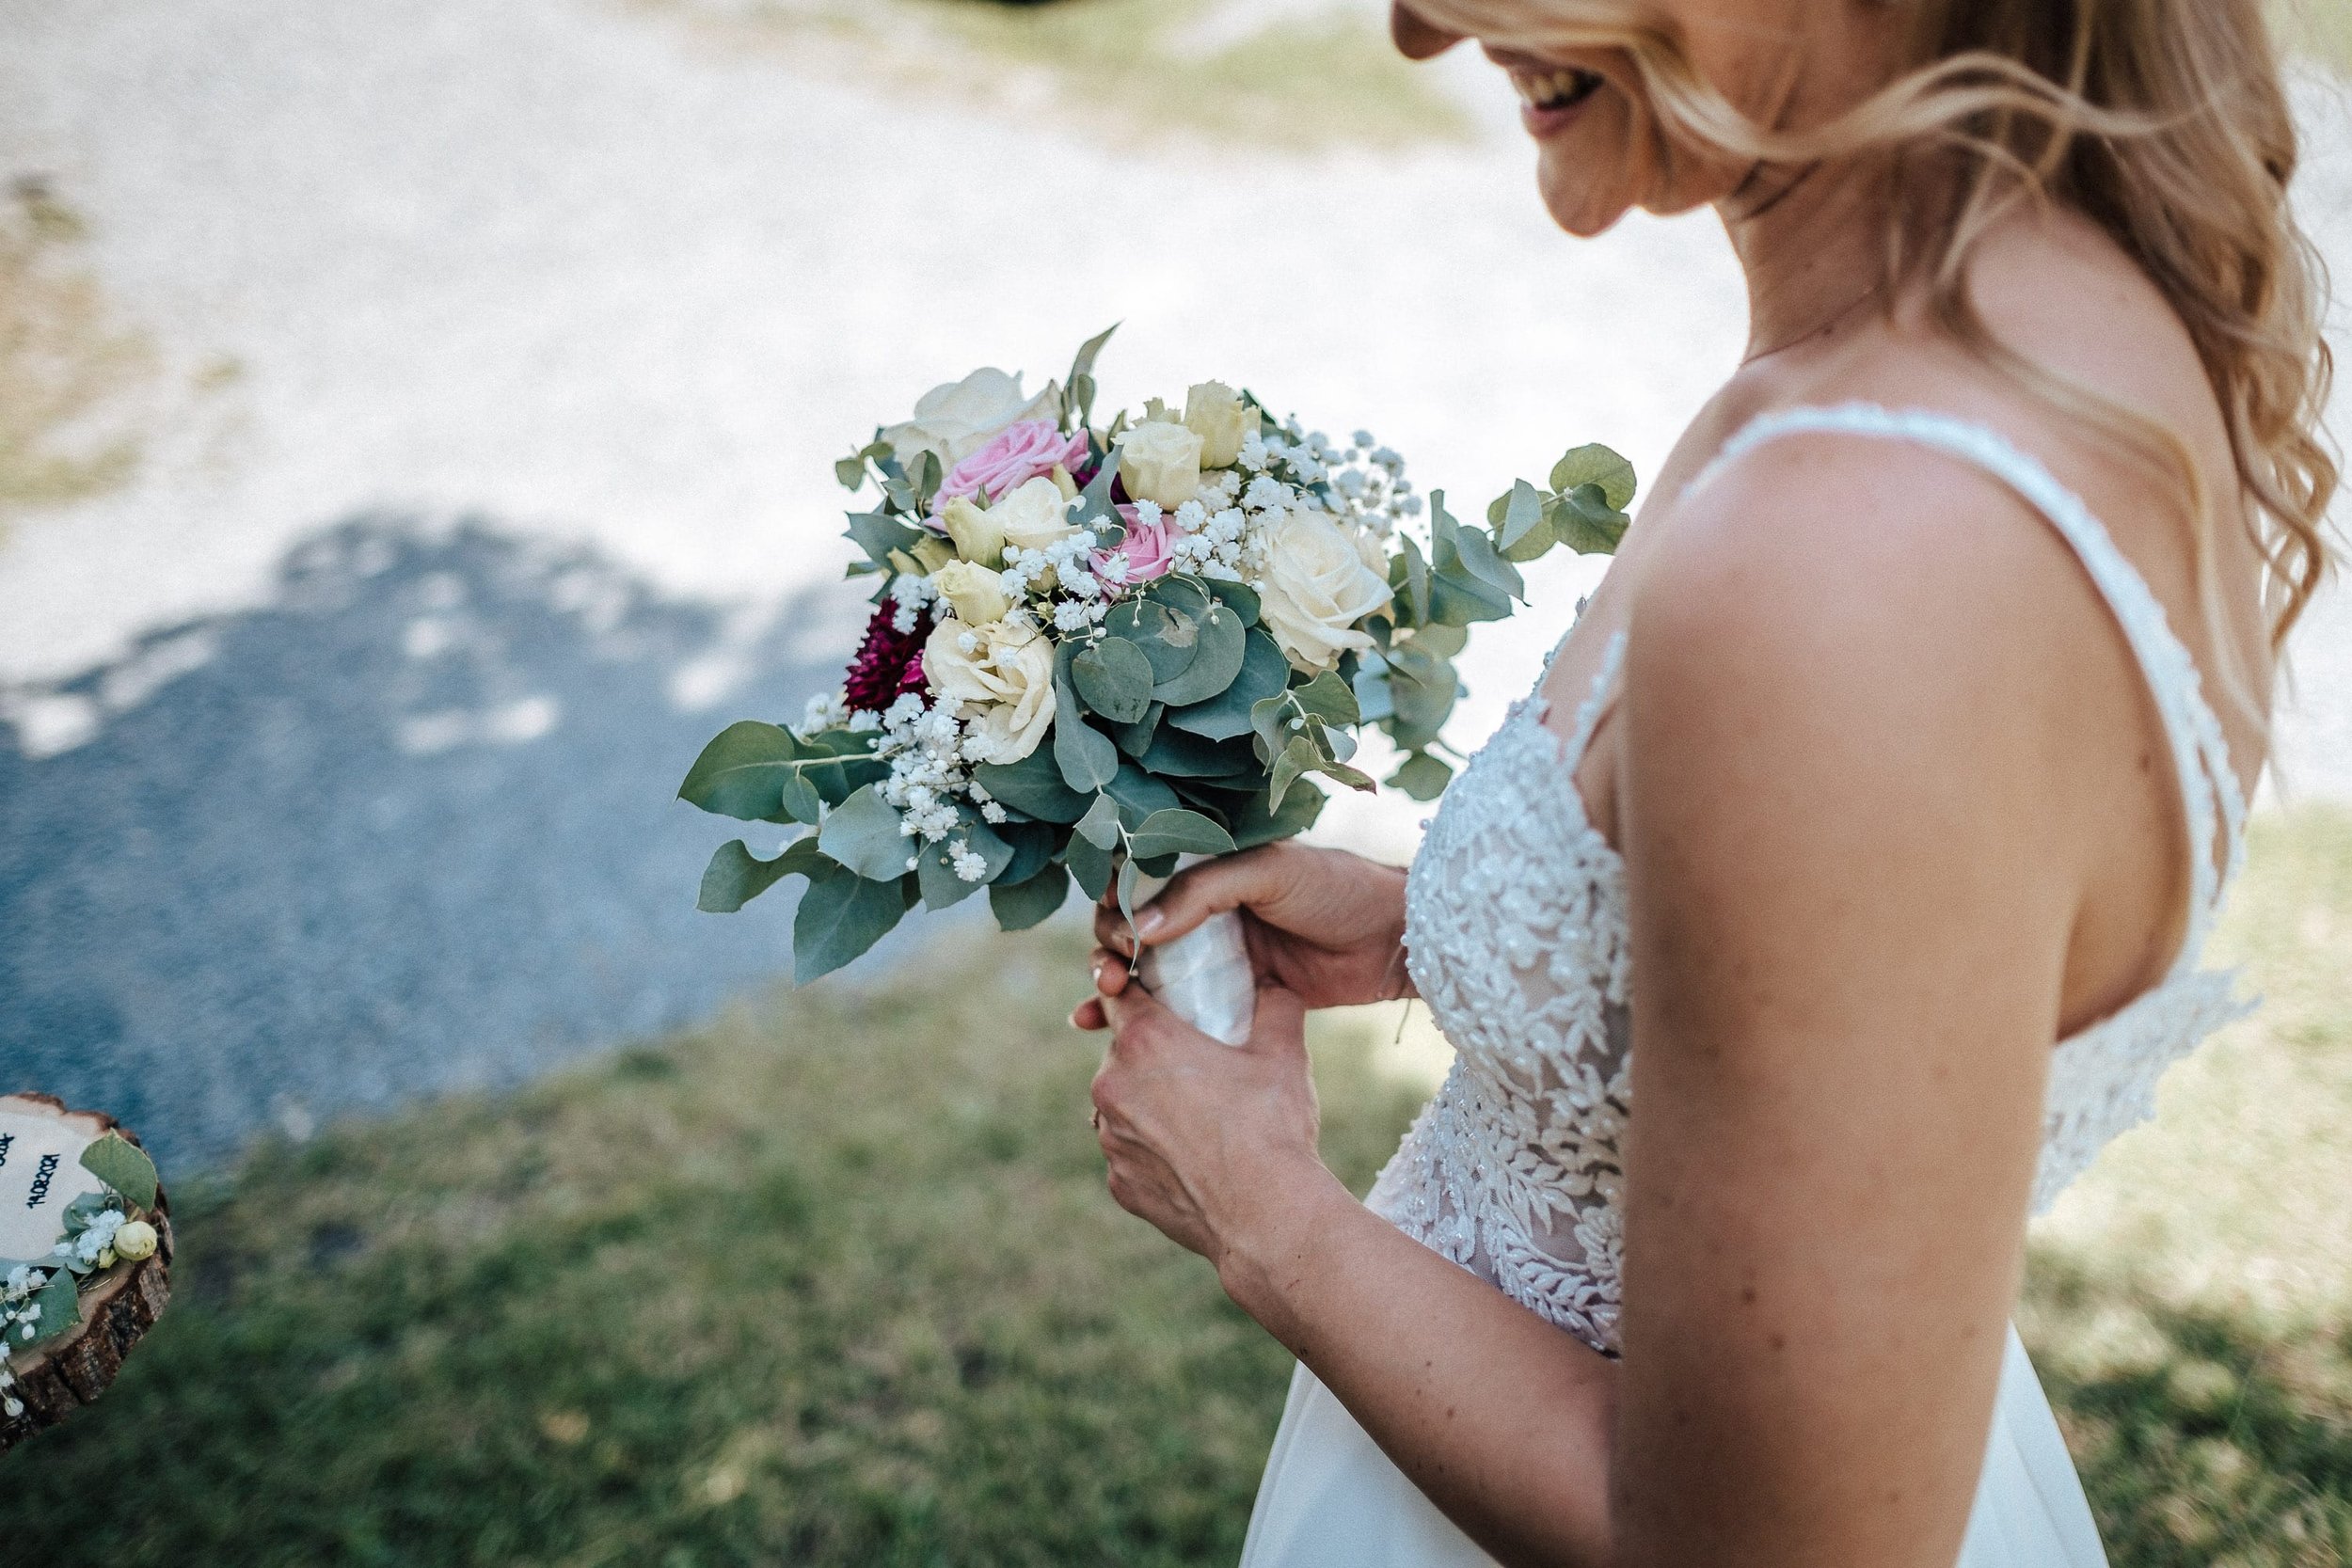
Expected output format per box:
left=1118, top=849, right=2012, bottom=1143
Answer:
left=647, top=0, right=1469, bottom=151
left=3, top=807, right=2347, bottom=1562
left=0, top=177, right=152, bottom=532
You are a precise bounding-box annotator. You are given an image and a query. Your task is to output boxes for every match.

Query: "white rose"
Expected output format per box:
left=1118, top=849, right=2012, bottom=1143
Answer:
left=994, top=474, right=1081, bottom=555
left=1114, top=420, right=1203, bottom=510
left=938, top=496, right=1006, bottom=567
left=1256, top=510, right=1395, bottom=673
left=931, top=560, right=1013, bottom=626
left=1183, top=381, right=1251, bottom=469
left=924, top=616, right=1057, bottom=764
left=882, top=369, right=1062, bottom=477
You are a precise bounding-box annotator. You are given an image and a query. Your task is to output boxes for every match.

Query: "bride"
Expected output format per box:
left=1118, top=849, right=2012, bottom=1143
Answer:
left=1071, top=2, right=2336, bottom=1565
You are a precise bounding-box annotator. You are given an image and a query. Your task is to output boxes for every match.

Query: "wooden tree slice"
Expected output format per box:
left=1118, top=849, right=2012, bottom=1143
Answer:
left=0, top=1093, right=171, bottom=1454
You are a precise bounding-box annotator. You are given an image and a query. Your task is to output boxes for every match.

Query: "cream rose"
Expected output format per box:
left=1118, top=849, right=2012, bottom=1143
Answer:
left=931, top=560, right=1013, bottom=626
left=925, top=615, right=1057, bottom=764
left=1183, top=381, right=1251, bottom=469
left=882, top=369, right=1062, bottom=477
left=1256, top=509, right=1394, bottom=673
left=1114, top=420, right=1203, bottom=510
left=938, top=495, right=1006, bottom=567
left=994, top=474, right=1083, bottom=555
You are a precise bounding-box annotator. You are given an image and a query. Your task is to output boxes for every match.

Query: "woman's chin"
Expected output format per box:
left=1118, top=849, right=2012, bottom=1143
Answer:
left=1534, top=164, right=1632, bottom=238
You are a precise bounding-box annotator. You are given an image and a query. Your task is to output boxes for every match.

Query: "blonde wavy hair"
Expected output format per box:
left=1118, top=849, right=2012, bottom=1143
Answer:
left=1411, top=0, right=2339, bottom=682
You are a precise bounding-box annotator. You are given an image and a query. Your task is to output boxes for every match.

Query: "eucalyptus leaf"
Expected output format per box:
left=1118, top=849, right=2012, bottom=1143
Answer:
left=1138, top=725, right=1257, bottom=778
left=1202, top=578, right=1260, bottom=626
left=914, top=819, right=1013, bottom=910
left=973, top=750, right=1089, bottom=824
left=1548, top=484, right=1631, bottom=554
left=1393, top=533, right=1431, bottom=626
left=1105, top=766, right=1182, bottom=827
left=78, top=1133, right=158, bottom=1212
left=1268, top=734, right=1320, bottom=812
left=1052, top=678, right=1121, bottom=793
left=1165, top=629, right=1288, bottom=740
left=1072, top=636, right=1156, bottom=723
left=1111, top=701, right=1164, bottom=758
left=776, top=770, right=824, bottom=826
left=697, top=835, right=825, bottom=913
left=1117, top=857, right=1142, bottom=929
left=1426, top=568, right=1513, bottom=626
left=793, top=862, right=911, bottom=982
left=1291, top=670, right=1361, bottom=728
left=995, top=821, right=1060, bottom=887
left=835, top=454, right=866, bottom=490
left=1227, top=777, right=1326, bottom=848
left=1497, top=479, right=1547, bottom=554
left=1064, top=831, right=1114, bottom=901
left=24, top=1264, right=81, bottom=1349
left=1070, top=448, right=1122, bottom=531
left=990, top=862, right=1071, bottom=930
left=1127, top=808, right=1236, bottom=861
left=1150, top=598, right=1246, bottom=705
left=1388, top=751, right=1455, bottom=800
left=818, top=784, right=915, bottom=880
left=1065, top=323, right=1119, bottom=429
left=1549, top=443, right=1638, bottom=511
left=1074, top=791, right=1124, bottom=851
left=846, top=512, right=922, bottom=568
left=1100, top=598, right=1197, bottom=687
left=1450, top=520, right=1525, bottom=602
left=1351, top=657, right=1395, bottom=723
left=677, top=721, right=799, bottom=820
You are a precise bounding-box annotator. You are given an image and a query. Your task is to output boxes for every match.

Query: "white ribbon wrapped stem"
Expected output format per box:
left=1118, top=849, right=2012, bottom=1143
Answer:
left=1131, top=856, right=1255, bottom=1047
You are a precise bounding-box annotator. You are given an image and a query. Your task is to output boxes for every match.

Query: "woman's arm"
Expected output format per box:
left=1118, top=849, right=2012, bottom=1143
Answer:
left=1089, top=438, right=2140, bottom=1566
left=1088, top=982, right=1622, bottom=1564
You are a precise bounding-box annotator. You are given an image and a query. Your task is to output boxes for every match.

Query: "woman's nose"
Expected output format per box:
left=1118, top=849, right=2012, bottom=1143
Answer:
left=1391, top=1, right=1466, bottom=60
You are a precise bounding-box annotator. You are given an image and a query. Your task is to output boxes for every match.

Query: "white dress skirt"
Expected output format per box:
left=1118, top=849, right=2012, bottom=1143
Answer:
left=1237, top=1323, right=2109, bottom=1568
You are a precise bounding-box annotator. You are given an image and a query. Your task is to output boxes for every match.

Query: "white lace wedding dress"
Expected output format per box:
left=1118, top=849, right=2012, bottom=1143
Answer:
left=1238, top=405, right=2252, bottom=1568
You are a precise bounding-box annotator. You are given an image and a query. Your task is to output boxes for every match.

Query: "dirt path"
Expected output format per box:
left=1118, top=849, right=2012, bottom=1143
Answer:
left=0, top=0, right=2342, bottom=819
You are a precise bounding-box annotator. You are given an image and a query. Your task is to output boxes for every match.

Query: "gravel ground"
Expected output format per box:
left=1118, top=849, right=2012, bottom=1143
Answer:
left=0, top=0, right=2343, bottom=1164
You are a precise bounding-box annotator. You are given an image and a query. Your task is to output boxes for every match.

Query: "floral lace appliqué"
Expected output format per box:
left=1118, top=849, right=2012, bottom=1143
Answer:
left=1370, top=404, right=2252, bottom=1359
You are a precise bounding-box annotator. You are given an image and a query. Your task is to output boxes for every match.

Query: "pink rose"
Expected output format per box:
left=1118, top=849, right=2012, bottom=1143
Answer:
left=1092, top=504, right=1179, bottom=590
left=937, top=420, right=1089, bottom=506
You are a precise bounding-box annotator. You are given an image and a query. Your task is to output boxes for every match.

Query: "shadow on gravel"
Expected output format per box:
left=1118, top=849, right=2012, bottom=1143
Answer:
left=0, top=516, right=857, bottom=1170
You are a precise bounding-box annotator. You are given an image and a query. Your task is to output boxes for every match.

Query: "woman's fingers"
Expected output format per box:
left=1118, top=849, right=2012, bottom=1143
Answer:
left=1113, top=845, right=1290, bottom=950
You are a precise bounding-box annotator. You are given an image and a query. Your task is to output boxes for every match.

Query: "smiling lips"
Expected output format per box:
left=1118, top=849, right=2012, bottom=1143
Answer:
left=1510, top=65, right=1606, bottom=132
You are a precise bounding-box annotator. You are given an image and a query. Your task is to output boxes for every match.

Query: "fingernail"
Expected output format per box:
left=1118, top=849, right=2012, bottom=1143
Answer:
left=1136, top=907, right=1167, bottom=937
left=1090, top=959, right=1104, bottom=985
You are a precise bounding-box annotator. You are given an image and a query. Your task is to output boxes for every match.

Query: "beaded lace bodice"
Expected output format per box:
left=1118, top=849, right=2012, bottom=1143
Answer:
left=1366, top=404, right=2253, bottom=1357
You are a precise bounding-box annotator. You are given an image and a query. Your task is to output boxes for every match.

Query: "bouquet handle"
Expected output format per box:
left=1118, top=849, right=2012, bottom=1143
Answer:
left=1131, top=859, right=1255, bottom=1048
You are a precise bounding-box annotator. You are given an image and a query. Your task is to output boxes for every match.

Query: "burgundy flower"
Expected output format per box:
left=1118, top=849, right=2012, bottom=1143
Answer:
left=843, top=599, right=933, bottom=714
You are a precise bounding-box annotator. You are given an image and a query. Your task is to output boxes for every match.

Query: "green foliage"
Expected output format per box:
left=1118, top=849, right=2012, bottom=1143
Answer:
left=816, top=784, right=914, bottom=880
left=791, top=861, right=913, bottom=982
left=79, top=1132, right=160, bottom=1212
left=699, top=836, right=828, bottom=913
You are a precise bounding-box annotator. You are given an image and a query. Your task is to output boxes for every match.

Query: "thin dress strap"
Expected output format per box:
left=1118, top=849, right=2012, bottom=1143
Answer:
left=1687, top=402, right=2247, bottom=974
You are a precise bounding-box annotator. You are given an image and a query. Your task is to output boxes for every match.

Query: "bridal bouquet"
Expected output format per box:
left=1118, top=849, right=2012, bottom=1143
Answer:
left=679, top=328, right=1632, bottom=1036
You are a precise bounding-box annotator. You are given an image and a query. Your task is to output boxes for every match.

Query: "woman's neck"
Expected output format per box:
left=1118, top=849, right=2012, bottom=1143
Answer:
left=1720, top=157, right=1893, bottom=367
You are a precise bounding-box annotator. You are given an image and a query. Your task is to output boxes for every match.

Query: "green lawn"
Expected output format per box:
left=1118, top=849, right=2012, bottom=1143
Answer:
left=5, top=808, right=2347, bottom=1564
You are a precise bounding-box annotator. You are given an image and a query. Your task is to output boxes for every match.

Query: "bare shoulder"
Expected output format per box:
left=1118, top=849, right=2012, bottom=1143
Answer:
left=1618, top=425, right=2143, bottom=883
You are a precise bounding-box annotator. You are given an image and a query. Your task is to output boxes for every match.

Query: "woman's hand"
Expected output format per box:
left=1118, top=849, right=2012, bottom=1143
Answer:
left=1081, top=974, right=1350, bottom=1269
left=1071, top=842, right=1411, bottom=1030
